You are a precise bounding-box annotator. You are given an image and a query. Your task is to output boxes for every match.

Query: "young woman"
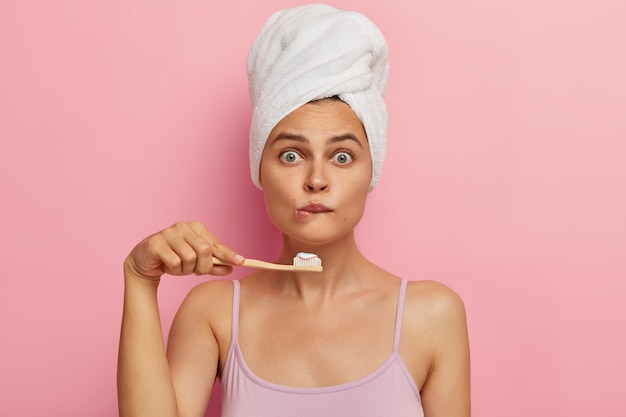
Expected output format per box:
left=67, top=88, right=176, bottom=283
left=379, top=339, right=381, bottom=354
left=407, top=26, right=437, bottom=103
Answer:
left=118, top=5, right=470, bottom=417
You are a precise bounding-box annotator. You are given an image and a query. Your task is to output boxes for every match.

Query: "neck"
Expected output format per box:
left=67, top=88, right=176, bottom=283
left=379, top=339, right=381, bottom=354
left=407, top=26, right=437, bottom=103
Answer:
left=271, top=231, right=374, bottom=302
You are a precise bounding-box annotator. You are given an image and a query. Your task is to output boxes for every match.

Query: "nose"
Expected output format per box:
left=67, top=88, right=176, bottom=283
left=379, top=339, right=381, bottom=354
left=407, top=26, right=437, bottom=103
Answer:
left=304, top=160, right=329, bottom=192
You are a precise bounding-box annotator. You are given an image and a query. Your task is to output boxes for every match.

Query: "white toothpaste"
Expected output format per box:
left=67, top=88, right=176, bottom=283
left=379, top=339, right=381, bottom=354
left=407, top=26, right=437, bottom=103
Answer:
left=293, top=252, right=322, bottom=266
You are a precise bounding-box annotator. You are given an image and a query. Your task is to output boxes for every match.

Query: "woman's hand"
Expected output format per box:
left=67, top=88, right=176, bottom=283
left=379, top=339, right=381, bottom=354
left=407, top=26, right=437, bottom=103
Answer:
left=124, top=221, right=244, bottom=281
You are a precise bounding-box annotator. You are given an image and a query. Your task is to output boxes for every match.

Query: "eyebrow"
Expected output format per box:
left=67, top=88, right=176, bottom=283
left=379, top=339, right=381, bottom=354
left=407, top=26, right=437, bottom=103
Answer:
left=272, top=132, right=364, bottom=148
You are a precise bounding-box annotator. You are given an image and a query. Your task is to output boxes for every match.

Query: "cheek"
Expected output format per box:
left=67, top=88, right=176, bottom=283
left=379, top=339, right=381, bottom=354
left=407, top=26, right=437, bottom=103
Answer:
left=347, top=169, right=371, bottom=197
left=262, top=168, right=288, bottom=197
left=261, top=170, right=295, bottom=217
left=344, top=178, right=369, bottom=216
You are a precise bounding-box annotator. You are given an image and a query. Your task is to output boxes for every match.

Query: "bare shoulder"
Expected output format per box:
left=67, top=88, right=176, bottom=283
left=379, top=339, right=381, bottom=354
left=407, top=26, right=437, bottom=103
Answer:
left=179, top=279, right=234, bottom=316
left=402, top=280, right=470, bottom=414
left=170, top=278, right=237, bottom=364
left=402, top=280, right=468, bottom=354
left=405, top=279, right=467, bottom=323
left=166, top=279, right=237, bottom=411
left=184, top=278, right=235, bottom=302
left=173, top=279, right=236, bottom=334
left=399, top=280, right=470, bottom=392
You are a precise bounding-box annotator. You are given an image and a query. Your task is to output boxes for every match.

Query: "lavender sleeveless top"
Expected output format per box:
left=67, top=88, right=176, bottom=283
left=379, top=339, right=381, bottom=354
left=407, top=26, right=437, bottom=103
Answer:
left=220, top=279, right=423, bottom=417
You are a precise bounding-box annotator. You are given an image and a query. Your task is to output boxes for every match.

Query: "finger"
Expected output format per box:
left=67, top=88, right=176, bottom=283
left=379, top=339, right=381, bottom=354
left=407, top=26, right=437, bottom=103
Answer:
left=142, top=233, right=185, bottom=276
left=159, top=246, right=186, bottom=276
left=208, top=264, right=235, bottom=277
left=180, top=225, right=215, bottom=275
left=188, top=221, right=245, bottom=267
left=162, top=227, right=198, bottom=275
left=129, top=233, right=178, bottom=279
left=179, top=221, right=238, bottom=275
left=131, top=235, right=168, bottom=276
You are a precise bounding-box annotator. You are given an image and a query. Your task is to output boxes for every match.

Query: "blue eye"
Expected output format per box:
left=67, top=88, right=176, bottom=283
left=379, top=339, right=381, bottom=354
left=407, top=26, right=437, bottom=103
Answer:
left=332, top=152, right=353, bottom=165
left=280, top=151, right=302, bottom=163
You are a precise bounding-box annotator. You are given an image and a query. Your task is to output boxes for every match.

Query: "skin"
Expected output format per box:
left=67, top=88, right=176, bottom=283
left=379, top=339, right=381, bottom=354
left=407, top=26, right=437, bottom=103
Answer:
left=118, top=99, right=470, bottom=417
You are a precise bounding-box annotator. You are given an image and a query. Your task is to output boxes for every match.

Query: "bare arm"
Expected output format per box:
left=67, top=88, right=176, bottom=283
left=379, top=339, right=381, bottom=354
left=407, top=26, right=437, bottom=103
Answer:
left=166, top=280, right=234, bottom=416
left=422, top=284, right=470, bottom=416
left=117, top=221, right=242, bottom=417
left=118, top=271, right=178, bottom=417
left=406, top=281, right=471, bottom=417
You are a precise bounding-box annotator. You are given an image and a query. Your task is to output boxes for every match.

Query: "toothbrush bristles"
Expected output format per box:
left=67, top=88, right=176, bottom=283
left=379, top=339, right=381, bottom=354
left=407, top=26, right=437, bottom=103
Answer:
left=293, top=252, right=322, bottom=267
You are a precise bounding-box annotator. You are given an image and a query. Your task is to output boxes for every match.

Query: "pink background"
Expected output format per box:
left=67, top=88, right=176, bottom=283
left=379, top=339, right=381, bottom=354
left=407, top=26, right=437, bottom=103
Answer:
left=1, top=0, right=625, bottom=416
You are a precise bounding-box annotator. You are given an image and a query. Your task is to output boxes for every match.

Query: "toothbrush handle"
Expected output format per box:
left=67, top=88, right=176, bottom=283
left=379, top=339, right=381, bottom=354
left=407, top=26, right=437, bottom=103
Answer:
left=211, top=256, right=322, bottom=272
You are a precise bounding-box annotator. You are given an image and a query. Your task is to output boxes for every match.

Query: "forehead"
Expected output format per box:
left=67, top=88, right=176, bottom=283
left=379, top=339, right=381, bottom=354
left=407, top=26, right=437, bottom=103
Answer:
left=268, top=100, right=368, bottom=143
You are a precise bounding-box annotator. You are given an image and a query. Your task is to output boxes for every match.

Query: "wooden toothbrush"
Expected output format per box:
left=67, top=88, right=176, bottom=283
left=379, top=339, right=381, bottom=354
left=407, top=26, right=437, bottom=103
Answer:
left=212, top=252, right=323, bottom=272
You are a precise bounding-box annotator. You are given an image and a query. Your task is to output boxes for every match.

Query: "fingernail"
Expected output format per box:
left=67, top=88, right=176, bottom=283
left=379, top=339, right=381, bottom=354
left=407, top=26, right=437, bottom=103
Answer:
left=234, top=254, right=245, bottom=263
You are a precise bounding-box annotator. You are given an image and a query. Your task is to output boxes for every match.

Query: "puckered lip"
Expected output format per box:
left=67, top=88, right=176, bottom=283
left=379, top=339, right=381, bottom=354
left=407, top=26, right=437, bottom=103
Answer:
left=297, top=202, right=333, bottom=213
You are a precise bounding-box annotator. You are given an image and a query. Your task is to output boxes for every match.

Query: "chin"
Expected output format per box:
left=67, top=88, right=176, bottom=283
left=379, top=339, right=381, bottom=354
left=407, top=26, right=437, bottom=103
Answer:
left=283, top=221, right=360, bottom=247
left=285, top=233, right=338, bottom=247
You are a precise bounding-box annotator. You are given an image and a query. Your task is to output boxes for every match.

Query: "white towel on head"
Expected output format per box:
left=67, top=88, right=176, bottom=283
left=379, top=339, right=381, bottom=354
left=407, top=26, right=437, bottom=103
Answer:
left=247, top=3, right=389, bottom=190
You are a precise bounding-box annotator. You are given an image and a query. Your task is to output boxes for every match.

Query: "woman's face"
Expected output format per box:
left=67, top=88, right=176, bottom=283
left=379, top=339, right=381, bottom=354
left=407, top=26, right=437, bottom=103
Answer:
left=259, top=99, right=372, bottom=246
